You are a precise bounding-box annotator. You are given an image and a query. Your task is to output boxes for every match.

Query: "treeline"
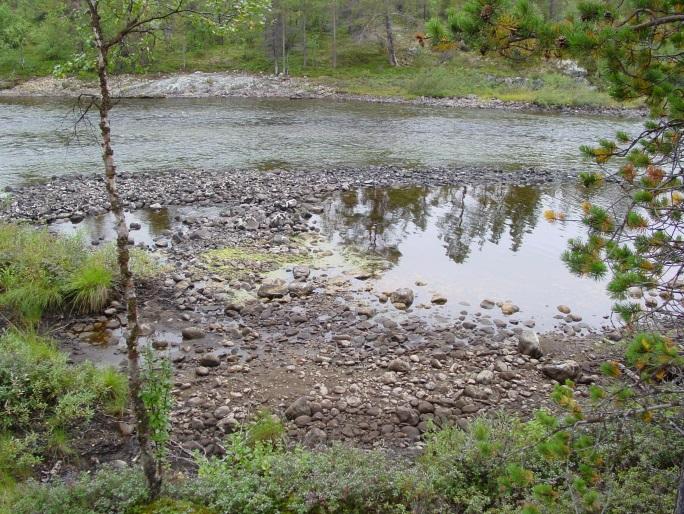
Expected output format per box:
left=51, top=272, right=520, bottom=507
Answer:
left=1, top=0, right=577, bottom=78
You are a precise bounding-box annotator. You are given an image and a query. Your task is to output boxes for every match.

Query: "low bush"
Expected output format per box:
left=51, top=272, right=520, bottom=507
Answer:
left=9, top=468, right=150, bottom=514
left=0, top=224, right=112, bottom=321
left=0, top=330, right=128, bottom=485
left=6, top=409, right=680, bottom=513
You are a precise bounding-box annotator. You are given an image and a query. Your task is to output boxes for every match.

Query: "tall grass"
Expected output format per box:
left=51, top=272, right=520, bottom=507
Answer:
left=0, top=223, right=161, bottom=323
left=64, top=256, right=113, bottom=313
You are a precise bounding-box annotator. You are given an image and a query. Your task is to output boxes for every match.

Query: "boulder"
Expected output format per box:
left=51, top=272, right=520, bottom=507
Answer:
left=257, top=278, right=289, bottom=299
left=181, top=327, right=205, bottom=340
left=244, top=217, right=259, bottom=231
left=288, top=281, right=313, bottom=297
left=199, top=353, right=221, bottom=367
left=542, top=360, right=581, bottom=382
left=292, top=266, right=311, bottom=280
left=214, top=405, right=232, bottom=419
left=388, top=358, right=411, bottom=373
left=480, top=299, right=495, bottom=309
left=500, top=302, right=519, bottom=315
left=285, top=396, right=311, bottom=420
left=431, top=293, right=448, bottom=305
left=303, top=427, right=327, bottom=448
left=395, top=406, right=420, bottom=425
left=517, top=329, right=543, bottom=358
left=217, top=415, right=239, bottom=433
left=476, top=369, right=495, bottom=384
left=69, top=211, right=85, bottom=224
left=390, top=288, right=414, bottom=307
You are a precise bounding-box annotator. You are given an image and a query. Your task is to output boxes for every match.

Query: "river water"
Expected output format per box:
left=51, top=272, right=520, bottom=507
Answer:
left=0, top=97, right=640, bottom=187
left=2, top=97, right=644, bottom=328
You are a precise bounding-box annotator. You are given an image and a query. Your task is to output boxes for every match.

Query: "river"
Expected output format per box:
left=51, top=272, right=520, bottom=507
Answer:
left=0, top=96, right=640, bottom=188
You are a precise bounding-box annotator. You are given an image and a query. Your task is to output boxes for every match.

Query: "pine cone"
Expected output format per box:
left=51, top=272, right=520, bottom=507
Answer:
left=556, top=36, right=568, bottom=48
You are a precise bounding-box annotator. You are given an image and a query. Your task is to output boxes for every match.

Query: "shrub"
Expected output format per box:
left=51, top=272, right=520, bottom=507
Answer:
left=10, top=468, right=150, bottom=514
left=4, top=413, right=679, bottom=513
left=64, top=255, right=113, bottom=313
left=245, top=411, right=285, bottom=447
left=0, top=224, right=108, bottom=321
left=186, top=429, right=435, bottom=514
left=0, top=330, right=128, bottom=482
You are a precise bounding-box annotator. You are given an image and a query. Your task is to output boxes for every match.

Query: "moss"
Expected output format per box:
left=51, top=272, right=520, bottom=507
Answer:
left=339, top=246, right=394, bottom=277
left=200, top=245, right=313, bottom=281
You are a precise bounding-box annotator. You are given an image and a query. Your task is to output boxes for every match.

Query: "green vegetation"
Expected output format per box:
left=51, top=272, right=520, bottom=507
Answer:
left=4, top=408, right=681, bottom=513
left=0, top=223, right=161, bottom=323
left=0, top=330, right=127, bottom=488
left=201, top=245, right=313, bottom=280
left=438, top=0, right=684, bottom=509
left=0, top=0, right=619, bottom=108
left=311, top=53, right=616, bottom=107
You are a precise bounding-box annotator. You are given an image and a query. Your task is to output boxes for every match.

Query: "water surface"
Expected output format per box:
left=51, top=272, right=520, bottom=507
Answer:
left=0, top=97, right=640, bottom=188
left=319, top=181, right=622, bottom=331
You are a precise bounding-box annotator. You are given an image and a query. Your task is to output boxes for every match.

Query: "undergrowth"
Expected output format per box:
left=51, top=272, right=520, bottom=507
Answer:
left=0, top=330, right=128, bottom=487
left=5, top=410, right=680, bottom=514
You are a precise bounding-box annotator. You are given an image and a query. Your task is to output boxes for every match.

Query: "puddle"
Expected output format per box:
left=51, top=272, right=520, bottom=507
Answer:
left=49, top=205, right=225, bottom=247
left=318, top=181, right=624, bottom=331
left=53, top=180, right=629, bottom=340
left=68, top=319, right=235, bottom=367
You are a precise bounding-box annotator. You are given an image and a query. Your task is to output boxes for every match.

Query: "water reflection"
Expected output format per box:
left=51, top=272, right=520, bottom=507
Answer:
left=320, top=181, right=620, bottom=329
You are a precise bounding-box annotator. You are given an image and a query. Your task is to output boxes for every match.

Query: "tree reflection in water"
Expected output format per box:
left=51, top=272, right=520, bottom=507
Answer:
left=320, top=183, right=562, bottom=267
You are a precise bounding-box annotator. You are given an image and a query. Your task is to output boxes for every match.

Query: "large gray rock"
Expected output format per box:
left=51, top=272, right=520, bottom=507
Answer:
left=199, top=353, right=221, bottom=367
left=181, top=327, right=206, bottom=340
left=303, top=427, right=327, bottom=448
left=542, top=360, right=581, bottom=382
left=257, top=278, right=289, bottom=298
left=480, top=299, right=495, bottom=309
left=390, top=288, right=414, bottom=307
left=288, top=281, right=313, bottom=297
left=292, top=266, right=311, bottom=280
left=431, top=293, right=448, bottom=305
left=517, top=329, right=543, bottom=358
left=500, top=302, right=519, bottom=315
left=388, top=358, right=411, bottom=373
left=476, top=369, right=495, bottom=384
left=395, top=406, right=420, bottom=425
left=217, top=415, right=239, bottom=433
left=285, top=396, right=311, bottom=420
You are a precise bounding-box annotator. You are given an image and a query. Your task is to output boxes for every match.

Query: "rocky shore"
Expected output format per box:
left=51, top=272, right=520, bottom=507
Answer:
left=0, top=71, right=643, bottom=117
left=1, top=165, right=622, bottom=462
left=2, top=165, right=561, bottom=223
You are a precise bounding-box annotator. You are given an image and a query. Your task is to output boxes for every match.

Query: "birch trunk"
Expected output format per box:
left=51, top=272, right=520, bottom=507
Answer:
left=86, top=0, right=162, bottom=500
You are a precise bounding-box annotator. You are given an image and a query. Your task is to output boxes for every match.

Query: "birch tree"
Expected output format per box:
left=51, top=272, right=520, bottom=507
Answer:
left=80, top=0, right=269, bottom=498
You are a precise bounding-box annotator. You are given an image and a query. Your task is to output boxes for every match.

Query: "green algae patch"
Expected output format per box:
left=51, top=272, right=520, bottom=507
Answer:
left=339, top=245, right=394, bottom=277
left=200, top=246, right=313, bottom=280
